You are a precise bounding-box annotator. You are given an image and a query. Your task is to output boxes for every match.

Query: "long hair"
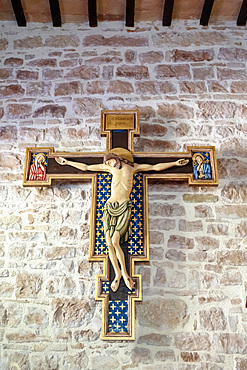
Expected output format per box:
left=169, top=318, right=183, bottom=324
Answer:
left=103, top=152, right=134, bottom=169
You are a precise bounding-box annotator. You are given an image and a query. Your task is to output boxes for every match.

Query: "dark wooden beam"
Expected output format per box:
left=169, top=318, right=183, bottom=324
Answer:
left=163, top=0, right=174, bottom=27
left=200, top=0, right=215, bottom=26
left=126, top=0, right=135, bottom=27
left=88, top=0, right=97, bottom=27
left=49, top=0, right=62, bottom=27
left=10, top=0, right=26, bottom=27
left=237, top=0, right=247, bottom=26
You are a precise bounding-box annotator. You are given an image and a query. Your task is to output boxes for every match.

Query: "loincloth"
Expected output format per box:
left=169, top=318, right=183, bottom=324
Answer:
left=103, top=200, right=132, bottom=244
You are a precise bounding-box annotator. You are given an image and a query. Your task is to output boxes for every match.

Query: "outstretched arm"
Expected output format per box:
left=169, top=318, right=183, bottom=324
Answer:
left=134, top=159, right=189, bottom=173
left=55, top=157, right=106, bottom=172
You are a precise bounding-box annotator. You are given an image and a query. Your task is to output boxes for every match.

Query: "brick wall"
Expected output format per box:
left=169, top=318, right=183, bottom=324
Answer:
left=0, top=20, right=247, bottom=369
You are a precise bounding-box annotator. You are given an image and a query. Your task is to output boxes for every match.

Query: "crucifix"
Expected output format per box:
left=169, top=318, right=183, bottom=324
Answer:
left=23, top=110, right=218, bottom=340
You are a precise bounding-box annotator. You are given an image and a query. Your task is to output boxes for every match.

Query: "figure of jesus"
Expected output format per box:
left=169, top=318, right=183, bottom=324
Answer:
left=55, top=148, right=189, bottom=293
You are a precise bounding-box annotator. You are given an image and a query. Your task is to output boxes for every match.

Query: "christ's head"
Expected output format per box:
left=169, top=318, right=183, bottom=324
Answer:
left=103, top=148, right=134, bottom=169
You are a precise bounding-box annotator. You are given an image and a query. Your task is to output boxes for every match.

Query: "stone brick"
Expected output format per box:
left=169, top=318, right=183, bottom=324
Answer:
left=33, top=104, right=66, bottom=118
left=6, top=104, right=32, bottom=119
left=0, top=68, right=13, bottom=79
left=216, top=205, right=247, bottom=219
left=174, top=333, right=210, bottom=351
left=207, top=224, right=228, bottom=236
left=169, top=49, right=214, bottom=62
left=197, top=101, right=237, bottom=119
left=140, top=123, right=168, bottom=137
left=0, top=125, right=17, bottom=141
left=153, top=31, right=229, bottom=48
left=52, top=298, right=95, bottom=327
left=0, top=153, right=22, bottom=170
left=168, top=271, right=186, bottom=288
left=102, top=65, right=113, bottom=79
left=195, top=205, right=213, bottom=218
left=107, top=80, right=134, bottom=94
left=116, top=65, right=149, bottom=80
left=179, top=220, right=203, bottom=232
left=0, top=39, right=8, bottom=50
left=208, top=80, right=229, bottom=93
left=24, top=308, right=49, bottom=328
left=166, top=249, right=186, bottom=262
left=91, top=355, right=117, bottom=369
left=235, top=358, right=247, bottom=370
left=16, top=70, right=39, bottom=80
left=183, top=194, right=218, bottom=203
left=6, top=331, right=37, bottom=342
left=135, top=81, right=176, bottom=94
left=217, top=68, right=246, bottom=80
left=150, top=203, right=185, bottom=217
left=199, top=308, right=226, bottom=331
left=138, top=333, right=171, bottom=346
left=132, top=137, right=180, bottom=152
left=4, top=57, right=23, bottom=66
left=16, top=273, right=42, bottom=298
left=26, top=81, right=52, bottom=96
left=213, top=333, right=247, bottom=354
left=158, top=102, right=194, bottom=119
left=0, top=108, right=3, bottom=119
left=138, top=298, right=188, bottom=329
left=0, top=282, right=14, bottom=297
left=55, top=81, right=84, bottom=96
left=42, top=68, right=63, bottom=80
left=74, top=329, right=99, bottom=342
left=181, top=352, right=201, bottom=362
left=131, top=347, right=151, bottom=364
left=193, top=67, right=215, bottom=80
left=168, top=235, right=194, bottom=249
left=218, top=158, right=247, bottom=179
left=66, top=66, right=99, bottom=79
left=14, top=36, right=43, bottom=49
left=231, top=81, right=247, bottom=93
left=236, top=221, right=247, bottom=237
left=220, top=269, right=242, bottom=285
left=45, top=247, right=76, bottom=260
left=217, top=251, right=247, bottom=266
left=59, top=59, right=78, bottom=67
left=139, top=51, right=164, bottom=64
left=155, top=350, right=175, bottom=362
left=27, top=58, right=57, bottom=67
left=86, top=56, right=122, bottom=65
left=125, top=49, right=137, bottom=63
left=0, top=84, right=25, bottom=98
left=180, top=81, right=207, bottom=94
left=45, top=35, right=80, bottom=48
left=154, top=267, right=167, bottom=286
left=83, top=35, right=148, bottom=47
left=155, top=64, right=191, bottom=80
left=73, top=98, right=102, bottom=117
left=218, top=47, right=247, bottom=61
left=19, top=127, right=44, bottom=142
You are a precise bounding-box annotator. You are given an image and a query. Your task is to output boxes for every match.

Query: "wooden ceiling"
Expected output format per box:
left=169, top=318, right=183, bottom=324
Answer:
left=0, top=0, right=246, bottom=28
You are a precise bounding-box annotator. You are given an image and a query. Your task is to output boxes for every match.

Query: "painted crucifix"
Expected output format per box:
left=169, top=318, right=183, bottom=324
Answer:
left=23, top=110, right=218, bottom=340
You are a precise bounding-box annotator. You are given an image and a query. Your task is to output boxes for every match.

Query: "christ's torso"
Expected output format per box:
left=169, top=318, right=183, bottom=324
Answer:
left=108, top=164, right=134, bottom=204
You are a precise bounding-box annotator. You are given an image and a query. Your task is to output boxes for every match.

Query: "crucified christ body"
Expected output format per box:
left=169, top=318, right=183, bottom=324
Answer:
left=55, top=148, right=189, bottom=293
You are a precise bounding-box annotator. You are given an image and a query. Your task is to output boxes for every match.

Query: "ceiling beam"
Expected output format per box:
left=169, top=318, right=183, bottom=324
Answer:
left=237, top=0, right=247, bottom=26
left=10, top=0, right=26, bottom=27
left=200, top=0, right=215, bottom=26
left=126, top=0, right=135, bottom=27
left=163, top=0, right=174, bottom=27
left=49, top=0, right=61, bottom=27
left=88, top=0, right=97, bottom=27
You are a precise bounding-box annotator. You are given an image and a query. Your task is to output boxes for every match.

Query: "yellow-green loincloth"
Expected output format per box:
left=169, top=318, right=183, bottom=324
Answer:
left=103, top=200, right=132, bottom=244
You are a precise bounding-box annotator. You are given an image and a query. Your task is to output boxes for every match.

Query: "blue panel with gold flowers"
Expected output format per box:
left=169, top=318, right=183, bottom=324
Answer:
left=94, top=172, right=144, bottom=256
left=108, top=300, right=128, bottom=333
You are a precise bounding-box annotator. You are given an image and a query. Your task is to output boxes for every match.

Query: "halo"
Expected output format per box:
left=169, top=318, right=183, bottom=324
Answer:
left=108, top=148, right=133, bottom=163
left=192, top=153, right=204, bottom=162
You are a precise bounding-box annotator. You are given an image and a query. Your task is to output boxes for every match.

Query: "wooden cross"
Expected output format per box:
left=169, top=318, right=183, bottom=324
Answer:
left=23, top=110, right=218, bottom=340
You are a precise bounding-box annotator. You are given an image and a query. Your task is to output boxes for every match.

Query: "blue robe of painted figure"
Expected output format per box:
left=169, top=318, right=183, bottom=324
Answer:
left=194, top=162, right=212, bottom=180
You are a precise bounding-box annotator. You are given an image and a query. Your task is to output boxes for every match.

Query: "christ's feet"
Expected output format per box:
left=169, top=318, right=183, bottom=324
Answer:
left=123, top=273, right=135, bottom=291
left=111, top=274, right=121, bottom=292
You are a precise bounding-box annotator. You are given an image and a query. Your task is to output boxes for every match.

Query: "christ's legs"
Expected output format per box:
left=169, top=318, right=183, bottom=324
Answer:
left=112, top=231, right=135, bottom=291
left=105, top=231, right=122, bottom=292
